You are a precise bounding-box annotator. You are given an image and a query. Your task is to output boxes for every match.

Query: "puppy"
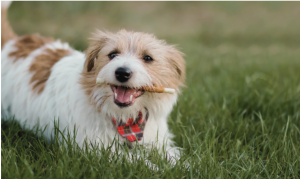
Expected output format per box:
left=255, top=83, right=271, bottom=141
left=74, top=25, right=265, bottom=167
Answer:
left=1, top=2, right=185, bottom=165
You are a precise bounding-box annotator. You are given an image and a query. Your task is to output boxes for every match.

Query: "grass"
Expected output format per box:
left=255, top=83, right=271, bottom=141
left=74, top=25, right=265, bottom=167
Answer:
left=2, top=2, right=300, bottom=178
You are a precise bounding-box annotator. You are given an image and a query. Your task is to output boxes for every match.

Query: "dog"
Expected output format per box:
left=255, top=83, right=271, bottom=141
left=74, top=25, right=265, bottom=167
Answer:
left=1, top=2, right=185, bottom=166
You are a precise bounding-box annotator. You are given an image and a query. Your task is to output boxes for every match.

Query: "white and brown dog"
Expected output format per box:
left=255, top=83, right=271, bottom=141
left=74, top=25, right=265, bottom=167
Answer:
left=1, top=2, right=185, bottom=164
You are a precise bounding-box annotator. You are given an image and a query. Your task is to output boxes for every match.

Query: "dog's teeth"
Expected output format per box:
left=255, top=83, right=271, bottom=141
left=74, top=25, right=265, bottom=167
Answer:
left=115, top=93, right=117, bottom=99
left=130, top=95, right=133, bottom=101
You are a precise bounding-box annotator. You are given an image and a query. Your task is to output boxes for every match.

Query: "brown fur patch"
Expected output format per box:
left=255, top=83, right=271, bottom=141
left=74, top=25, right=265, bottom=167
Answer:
left=29, top=48, right=70, bottom=94
left=1, top=8, right=17, bottom=48
left=145, top=46, right=186, bottom=90
left=9, top=34, right=54, bottom=61
left=80, top=31, right=110, bottom=97
left=80, top=57, right=110, bottom=97
left=80, top=68, right=98, bottom=97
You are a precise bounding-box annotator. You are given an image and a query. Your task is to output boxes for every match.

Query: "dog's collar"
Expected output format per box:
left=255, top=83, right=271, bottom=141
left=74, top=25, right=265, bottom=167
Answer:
left=112, top=110, right=148, bottom=142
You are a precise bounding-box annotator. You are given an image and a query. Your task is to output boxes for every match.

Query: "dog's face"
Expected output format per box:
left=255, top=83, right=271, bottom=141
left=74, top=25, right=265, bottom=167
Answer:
left=80, top=30, right=185, bottom=122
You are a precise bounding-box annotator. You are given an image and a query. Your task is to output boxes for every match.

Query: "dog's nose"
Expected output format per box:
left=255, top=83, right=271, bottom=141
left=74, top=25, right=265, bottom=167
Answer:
left=115, top=67, right=132, bottom=82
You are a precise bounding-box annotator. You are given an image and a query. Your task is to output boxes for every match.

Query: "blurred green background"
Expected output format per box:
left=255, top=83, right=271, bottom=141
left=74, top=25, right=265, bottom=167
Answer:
left=8, top=1, right=300, bottom=50
left=2, top=2, right=300, bottom=178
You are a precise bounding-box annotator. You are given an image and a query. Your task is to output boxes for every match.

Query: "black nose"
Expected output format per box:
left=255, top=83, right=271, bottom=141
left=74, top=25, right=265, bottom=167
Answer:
left=115, top=67, right=132, bottom=82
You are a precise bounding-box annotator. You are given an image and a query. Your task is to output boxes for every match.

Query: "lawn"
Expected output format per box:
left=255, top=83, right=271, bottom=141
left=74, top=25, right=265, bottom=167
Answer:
left=1, top=2, right=300, bottom=178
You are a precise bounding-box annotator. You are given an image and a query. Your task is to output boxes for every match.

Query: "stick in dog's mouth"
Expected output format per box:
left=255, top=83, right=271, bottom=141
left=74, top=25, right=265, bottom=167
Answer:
left=96, top=78, right=175, bottom=94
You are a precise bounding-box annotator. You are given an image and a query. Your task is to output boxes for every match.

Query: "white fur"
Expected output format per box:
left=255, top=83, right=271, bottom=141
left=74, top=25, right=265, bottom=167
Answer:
left=1, top=39, right=180, bottom=162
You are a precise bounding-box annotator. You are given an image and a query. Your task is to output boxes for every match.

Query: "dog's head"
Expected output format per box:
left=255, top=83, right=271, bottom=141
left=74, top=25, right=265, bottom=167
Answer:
left=81, top=29, right=185, bottom=122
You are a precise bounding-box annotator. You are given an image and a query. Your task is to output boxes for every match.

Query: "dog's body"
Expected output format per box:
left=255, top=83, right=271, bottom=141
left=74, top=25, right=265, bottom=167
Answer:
left=1, top=2, right=185, bottom=163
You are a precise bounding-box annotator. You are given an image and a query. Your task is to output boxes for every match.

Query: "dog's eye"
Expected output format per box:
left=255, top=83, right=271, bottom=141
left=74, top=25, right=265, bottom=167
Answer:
left=108, top=52, right=118, bottom=60
left=143, top=55, right=153, bottom=63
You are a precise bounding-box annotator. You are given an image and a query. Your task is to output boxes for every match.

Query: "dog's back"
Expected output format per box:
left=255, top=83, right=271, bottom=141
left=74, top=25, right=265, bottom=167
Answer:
left=1, top=2, right=88, bottom=142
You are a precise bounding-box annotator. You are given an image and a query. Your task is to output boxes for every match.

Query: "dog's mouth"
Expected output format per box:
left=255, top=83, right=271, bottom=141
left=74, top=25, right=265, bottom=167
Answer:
left=111, top=85, right=144, bottom=108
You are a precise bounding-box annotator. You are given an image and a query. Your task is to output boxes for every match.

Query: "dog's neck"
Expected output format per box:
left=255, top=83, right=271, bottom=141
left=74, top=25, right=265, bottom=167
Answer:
left=112, top=110, right=149, bottom=142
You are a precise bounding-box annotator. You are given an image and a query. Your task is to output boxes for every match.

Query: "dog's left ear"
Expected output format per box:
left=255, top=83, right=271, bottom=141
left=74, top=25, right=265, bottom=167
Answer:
left=168, top=47, right=186, bottom=87
left=84, top=31, right=108, bottom=72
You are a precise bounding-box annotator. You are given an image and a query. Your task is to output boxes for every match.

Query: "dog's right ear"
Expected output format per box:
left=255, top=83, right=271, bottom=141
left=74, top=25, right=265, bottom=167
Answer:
left=84, top=31, right=108, bottom=72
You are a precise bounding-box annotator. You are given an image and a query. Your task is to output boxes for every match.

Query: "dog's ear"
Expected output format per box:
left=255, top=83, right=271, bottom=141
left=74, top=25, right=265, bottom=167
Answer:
left=84, top=31, right=108, bottom=72
left=168, top=47, right=186, bottom=87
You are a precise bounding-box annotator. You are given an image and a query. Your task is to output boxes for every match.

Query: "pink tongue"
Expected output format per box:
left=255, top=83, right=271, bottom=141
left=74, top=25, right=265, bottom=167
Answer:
left=115, top=87, right=137, bottom=103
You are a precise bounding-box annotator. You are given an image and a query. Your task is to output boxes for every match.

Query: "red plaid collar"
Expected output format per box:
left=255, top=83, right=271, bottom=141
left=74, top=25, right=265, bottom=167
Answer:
left=112, top=111, right=148, bottom=142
